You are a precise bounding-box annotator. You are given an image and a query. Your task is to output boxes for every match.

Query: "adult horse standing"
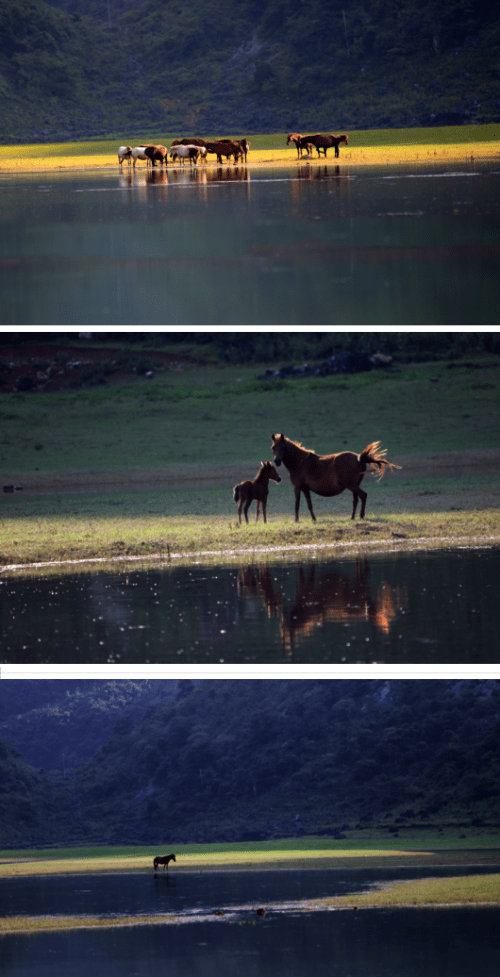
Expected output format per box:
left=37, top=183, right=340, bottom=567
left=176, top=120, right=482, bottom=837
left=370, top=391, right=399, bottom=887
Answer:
left=270, top=434, right=401, bottom=521
left=153, top=853, right=176, bottom=872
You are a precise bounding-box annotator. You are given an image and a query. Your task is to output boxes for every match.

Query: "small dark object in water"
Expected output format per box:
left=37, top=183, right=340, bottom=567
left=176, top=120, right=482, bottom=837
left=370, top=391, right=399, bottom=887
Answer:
left=3, top=485, right=22, bottom=493
left=256, top=907, right=267, bottom=917
left=214, top=909, right=225, bottom=916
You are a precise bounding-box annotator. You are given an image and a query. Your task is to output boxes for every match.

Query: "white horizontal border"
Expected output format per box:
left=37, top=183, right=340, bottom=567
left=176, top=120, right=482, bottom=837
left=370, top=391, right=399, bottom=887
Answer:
left=2, top=665, right=499, bottom=680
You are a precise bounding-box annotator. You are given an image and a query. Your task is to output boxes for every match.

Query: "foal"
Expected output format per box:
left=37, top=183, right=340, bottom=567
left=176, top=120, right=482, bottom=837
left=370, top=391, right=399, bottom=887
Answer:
left=233, top=461, right=281, bottom=524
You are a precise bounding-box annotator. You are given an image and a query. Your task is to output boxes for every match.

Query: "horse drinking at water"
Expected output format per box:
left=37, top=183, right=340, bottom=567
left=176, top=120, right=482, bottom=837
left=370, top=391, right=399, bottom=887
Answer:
left=233, top=461, right=281, bottom=524
left=271, top=434, right=401, bottom=521
left=153, top=853, right=176, bottom=872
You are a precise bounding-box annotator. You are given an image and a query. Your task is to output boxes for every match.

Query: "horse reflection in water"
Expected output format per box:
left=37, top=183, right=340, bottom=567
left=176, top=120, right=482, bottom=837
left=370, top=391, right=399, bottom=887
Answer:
left=238, top=559, right=406, bottom=653
left=237, top=565, right=284, bottom=618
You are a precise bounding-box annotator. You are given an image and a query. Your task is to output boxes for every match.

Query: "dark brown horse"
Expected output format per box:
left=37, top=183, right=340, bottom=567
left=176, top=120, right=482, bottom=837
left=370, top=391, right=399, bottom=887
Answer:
left=270, top=433, right=401, bottom=521
left=153, top=853, right=176, bottom=872
left=233, top=461, right=281, bottom=524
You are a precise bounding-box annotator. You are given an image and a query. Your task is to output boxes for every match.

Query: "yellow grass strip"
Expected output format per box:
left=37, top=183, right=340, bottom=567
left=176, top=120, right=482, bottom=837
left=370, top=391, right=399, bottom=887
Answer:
left=0, top=914, right=179, bottom=934
left=0, top=143, right=498, bottom=173
left=317, top=873, right=500, bottom=909
left=0, top=849, right=430, bottom=878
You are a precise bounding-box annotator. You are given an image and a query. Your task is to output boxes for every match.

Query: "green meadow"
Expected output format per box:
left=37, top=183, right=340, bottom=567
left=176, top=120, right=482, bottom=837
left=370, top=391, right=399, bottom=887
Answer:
left=0, top=352, right=499, bottom=568
left=0, top=124, right=498, bottom=161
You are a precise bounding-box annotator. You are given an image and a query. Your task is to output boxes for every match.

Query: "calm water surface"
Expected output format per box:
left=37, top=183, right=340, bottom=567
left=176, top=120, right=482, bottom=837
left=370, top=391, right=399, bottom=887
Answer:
left=0, top=546, right=498, bottom=663
left=2, top=906, right=500, bottom=977
left=3, top=866, right=499, bottom=918
left=1, top=161, right=499, bottom=324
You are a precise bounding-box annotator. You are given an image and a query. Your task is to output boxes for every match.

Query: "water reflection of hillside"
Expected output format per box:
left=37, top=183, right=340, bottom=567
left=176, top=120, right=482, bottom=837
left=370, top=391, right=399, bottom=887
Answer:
left=237, top=559, right=407, bottom=652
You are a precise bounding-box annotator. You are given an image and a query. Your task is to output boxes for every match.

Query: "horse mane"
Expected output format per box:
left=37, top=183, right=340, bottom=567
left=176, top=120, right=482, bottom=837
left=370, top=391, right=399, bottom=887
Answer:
left=279, top=434, right=319, bottom=460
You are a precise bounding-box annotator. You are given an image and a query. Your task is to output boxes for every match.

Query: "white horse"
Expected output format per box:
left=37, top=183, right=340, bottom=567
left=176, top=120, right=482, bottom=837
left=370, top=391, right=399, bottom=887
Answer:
left=170, top=144, right=204, bottom=165
left=131, top=146, right=152, bottom=167
left=118, top=145, right=132, bottom=165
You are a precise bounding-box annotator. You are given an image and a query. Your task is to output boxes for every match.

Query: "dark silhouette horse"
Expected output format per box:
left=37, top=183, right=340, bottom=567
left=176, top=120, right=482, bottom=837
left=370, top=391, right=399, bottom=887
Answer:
left=270, top=433, right=401, bottom=521
left=299, top=133, right=348, bottom=158
left=233, top=461, right=281, bottom=524
left=153, top=853, right=176, bottom=872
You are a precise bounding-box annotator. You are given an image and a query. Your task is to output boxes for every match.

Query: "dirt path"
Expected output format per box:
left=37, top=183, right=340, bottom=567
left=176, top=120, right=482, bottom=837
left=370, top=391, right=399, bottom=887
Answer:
left=6, top=450, right=500, bottom=495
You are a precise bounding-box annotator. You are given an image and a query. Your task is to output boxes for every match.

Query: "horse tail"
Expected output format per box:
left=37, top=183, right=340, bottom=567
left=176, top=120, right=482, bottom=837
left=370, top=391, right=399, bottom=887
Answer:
left=233, top=484, right=240, bottom=503
left=358, top=442, right=402, bottom=481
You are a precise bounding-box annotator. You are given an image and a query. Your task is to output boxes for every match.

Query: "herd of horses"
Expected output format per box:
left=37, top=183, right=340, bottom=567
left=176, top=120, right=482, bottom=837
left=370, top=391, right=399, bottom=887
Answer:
left=118, top=137, right=250, bottom=167
left=118, top=131, right=348, bottom=167
left=233, top=434, right=401, bottom=524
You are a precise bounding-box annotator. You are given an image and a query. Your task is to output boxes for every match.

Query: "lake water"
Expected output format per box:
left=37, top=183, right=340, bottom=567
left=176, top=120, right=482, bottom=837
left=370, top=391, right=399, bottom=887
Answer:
left=4, top=866, right=500, bottom=919
left=1, top=161, right=499, bottom=325
left=1, top=868, right=500, bottom=977
left=0, top=546, right=498, bottom=664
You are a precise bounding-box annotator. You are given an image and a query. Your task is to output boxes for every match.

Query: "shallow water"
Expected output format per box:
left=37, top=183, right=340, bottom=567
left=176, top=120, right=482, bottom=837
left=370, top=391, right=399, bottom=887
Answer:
left=2, top=906, right=500, bottom=977
left=1, top=161, right=499, bottom=324
left=0, top=546, right=498, bottom=663
left=3, top=866, right=499, bottom=919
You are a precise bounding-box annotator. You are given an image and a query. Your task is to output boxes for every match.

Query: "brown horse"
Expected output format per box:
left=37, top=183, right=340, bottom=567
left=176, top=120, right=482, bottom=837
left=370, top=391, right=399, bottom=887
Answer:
left=270, top=433, right=401, bottom=521
left=153, top=853, right=176, bottom=872
left=233, top=461, right=281, bottom=524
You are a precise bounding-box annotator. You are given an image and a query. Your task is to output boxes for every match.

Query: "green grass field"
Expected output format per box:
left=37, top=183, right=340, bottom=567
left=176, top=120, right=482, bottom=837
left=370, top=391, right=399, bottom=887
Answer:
left=0, top=124, right=498, bottom=160
left=0, top=354, right=499, bottom=568
left=2, top=828, right=499, bottom=876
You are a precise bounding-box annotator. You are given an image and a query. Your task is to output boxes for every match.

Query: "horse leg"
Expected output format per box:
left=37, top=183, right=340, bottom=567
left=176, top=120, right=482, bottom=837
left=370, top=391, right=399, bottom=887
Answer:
left=255, top=500, right=261, bottom=522
left=262, top=499, right=267, bottom=523
left=238, top=499, right=244, bottom=524
left=302, top=487, right=316, bottom=522
left=359, top=487, right=367, bottom=518
left=294, top=485, right=302, bottom=521
left=351, top=487, right=367, bottom=519
left=243, top=500, right=251, bottom=524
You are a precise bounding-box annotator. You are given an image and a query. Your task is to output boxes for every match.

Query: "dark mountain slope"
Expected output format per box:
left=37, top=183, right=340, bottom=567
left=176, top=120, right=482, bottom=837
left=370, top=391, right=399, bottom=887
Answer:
left=74, top=679, right=500, bottom=845
left=0, top=0, right=499, bottom=141
left=1, top=680, right=498, bottom=848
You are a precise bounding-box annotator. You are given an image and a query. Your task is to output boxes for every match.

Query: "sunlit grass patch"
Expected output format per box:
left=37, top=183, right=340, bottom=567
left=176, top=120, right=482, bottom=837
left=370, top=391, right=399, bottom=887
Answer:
left=1, top=829, right=499, bottom=879
left=0, top=913, right=177, bottom=933
left=0, top=125, right=498, bottom=171
left=316, top=873, right=500, bottom=909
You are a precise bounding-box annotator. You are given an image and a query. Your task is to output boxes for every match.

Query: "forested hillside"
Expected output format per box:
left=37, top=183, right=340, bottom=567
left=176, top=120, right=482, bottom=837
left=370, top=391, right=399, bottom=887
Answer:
left=0, top=0, right=499, bottom=141
left=0, top=679, right=177, bottom=773
left=1, top=680, right=499, bottom=847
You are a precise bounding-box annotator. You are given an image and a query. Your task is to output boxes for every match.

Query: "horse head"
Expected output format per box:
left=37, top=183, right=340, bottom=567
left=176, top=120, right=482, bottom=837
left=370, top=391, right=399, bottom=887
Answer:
left=263, top=460, right=281, bottom=483
left=271, top=433, right=285, bottom=466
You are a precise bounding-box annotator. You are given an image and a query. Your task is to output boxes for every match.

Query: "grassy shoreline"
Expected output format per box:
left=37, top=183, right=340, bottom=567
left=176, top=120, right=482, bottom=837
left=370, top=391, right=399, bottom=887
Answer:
left=0, top=125, right=498, bottom=172
left=2, top=831, right=499, bottom=875
left=0, top=144, right=497, bottom=173
left=1, top=497, right=499, bottom=572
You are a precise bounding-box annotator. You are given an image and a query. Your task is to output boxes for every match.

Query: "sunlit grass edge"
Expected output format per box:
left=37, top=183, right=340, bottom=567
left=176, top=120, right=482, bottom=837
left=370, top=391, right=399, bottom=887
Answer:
left=1, top=829, right=499, bottom=877
left=0, top=127, right=498, bottom=171
left=316, top=873, right=500, bottom=910
left=1, top=508, right=499, bottom=572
